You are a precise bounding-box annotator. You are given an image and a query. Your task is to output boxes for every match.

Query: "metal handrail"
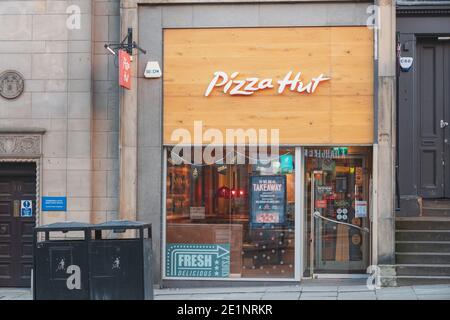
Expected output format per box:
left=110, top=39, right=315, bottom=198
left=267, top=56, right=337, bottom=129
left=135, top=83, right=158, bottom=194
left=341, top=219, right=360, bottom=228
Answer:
left=313, top=211, right=370, bottom=233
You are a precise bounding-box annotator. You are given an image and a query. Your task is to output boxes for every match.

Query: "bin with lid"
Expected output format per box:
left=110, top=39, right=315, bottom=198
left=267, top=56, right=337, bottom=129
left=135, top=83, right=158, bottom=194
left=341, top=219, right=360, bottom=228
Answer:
left=88, top=220, right=153, bottom=300
left=33, top=222, right=91, bottom=300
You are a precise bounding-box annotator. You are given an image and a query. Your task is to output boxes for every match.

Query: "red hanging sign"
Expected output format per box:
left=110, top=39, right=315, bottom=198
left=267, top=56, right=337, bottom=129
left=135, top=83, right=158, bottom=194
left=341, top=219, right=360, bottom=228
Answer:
left=119, top=49, right=131, bottom=90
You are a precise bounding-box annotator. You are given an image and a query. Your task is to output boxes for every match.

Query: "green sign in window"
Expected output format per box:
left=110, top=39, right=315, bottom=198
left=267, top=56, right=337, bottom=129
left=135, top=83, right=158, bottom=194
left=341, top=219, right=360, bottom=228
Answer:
left=166, top=244, right=230, bottom=278
left=332, top=147, right=348, bottom=156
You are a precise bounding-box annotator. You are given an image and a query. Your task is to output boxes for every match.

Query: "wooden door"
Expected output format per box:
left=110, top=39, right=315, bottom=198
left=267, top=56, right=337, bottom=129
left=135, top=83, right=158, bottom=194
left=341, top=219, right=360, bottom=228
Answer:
left=417, top=39, right=450, bottom=198
left=0, top=163, right=36, bottom=287
left=444, top=42, right=450, bottom=197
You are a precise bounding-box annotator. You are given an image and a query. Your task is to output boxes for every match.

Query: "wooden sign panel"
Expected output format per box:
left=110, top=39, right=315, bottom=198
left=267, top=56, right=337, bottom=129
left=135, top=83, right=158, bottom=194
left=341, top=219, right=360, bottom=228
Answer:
left=163, top=27, right=373, bottom=145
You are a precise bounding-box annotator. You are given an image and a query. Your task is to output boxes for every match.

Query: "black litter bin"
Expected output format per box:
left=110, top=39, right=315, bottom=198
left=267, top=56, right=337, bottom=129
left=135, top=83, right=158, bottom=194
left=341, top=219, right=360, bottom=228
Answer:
left=33, top=222, right=91, bottom=300
left=89, top=220, right=153, bottom=300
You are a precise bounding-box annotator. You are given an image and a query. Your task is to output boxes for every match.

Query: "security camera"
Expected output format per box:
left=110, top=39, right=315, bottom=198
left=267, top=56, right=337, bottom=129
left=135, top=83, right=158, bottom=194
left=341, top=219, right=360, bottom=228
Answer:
left=399, top=57, right=413, bottom=72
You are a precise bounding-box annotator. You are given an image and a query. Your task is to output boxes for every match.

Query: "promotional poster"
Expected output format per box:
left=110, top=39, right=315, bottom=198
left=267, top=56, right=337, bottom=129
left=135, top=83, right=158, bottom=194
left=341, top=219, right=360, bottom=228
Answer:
left=250, top=175, right=286, bottom=227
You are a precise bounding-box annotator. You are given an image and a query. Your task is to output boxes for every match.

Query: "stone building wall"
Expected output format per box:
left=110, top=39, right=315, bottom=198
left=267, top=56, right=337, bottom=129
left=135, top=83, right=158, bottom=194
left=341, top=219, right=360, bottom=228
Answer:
left=91, top=0, right=120, bottom=223
left=0, top=0, right=120, bottom=225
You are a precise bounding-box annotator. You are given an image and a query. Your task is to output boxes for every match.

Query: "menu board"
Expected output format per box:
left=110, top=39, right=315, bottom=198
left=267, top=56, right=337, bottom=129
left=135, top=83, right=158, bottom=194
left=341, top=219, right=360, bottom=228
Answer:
left=250, top=175, right=286, bottom=227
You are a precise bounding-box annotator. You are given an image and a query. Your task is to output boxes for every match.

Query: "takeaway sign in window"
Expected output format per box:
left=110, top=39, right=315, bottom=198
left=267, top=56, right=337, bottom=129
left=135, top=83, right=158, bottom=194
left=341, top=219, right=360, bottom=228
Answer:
left=250, top=175, right=287, bottom=227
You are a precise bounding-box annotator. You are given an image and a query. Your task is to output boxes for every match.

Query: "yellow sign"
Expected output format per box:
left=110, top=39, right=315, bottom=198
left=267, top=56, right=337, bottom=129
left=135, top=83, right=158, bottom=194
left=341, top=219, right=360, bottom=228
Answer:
left=164, top=27, right=373, bottom=145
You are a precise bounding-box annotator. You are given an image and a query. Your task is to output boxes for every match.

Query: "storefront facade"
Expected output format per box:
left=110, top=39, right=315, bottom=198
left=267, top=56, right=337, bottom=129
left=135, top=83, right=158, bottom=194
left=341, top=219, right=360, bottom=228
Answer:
left=118, top=0, right=397, bottom=286
left=161, top=24, right=374, bottom=282
left=0, top=0, right=397, bottom=288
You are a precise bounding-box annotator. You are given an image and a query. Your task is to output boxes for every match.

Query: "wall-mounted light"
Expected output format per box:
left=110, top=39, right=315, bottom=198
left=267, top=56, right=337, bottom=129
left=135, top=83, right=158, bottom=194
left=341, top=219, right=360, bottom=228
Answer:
left=104, top=45, right=116, bottom=55
left=104, top=28, right=147, bottom=56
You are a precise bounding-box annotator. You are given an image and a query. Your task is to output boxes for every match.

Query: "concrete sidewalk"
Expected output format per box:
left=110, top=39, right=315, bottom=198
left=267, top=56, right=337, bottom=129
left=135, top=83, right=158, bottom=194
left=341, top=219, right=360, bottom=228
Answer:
left=2, top=280, right=450, bottom=300
left=154, top=280, right=450, bottom=300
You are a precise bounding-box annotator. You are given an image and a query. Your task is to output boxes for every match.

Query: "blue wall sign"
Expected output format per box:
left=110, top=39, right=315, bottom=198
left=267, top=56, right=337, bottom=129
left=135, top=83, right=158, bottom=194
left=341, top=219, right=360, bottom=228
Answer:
left=250, top=175, right=286, bottom=227
left=166, top=243, right=230, bottom=278
left=20, top=200, right=33, bottom=217
left=42, top=196, right=67, bottom=211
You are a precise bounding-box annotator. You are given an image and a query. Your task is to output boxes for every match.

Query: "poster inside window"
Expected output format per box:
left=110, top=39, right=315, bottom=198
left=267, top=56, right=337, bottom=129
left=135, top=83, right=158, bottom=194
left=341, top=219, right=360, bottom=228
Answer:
left=250, top=175, right=286, bottom=226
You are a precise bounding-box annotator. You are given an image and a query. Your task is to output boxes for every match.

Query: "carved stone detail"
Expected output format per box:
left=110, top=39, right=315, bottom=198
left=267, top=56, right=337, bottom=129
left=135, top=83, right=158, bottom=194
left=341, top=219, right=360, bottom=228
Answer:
left=0, top=70, right=25, bottom=99
left=0, top=135, right=41, bottom=156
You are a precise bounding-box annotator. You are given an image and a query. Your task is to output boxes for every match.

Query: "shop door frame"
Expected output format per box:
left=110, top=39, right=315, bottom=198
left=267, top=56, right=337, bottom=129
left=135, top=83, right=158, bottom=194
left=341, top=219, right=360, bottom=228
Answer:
left=303, top=151, right=372, bottom=279
left=295, top=147, right=303, bottom=281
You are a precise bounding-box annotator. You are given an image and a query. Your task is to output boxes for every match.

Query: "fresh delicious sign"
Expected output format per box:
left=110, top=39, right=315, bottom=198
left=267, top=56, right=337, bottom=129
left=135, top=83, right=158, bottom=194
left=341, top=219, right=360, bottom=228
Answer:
left=166, top=244, right=230, bottom=278
left=205, top=71, right=330, bottom=96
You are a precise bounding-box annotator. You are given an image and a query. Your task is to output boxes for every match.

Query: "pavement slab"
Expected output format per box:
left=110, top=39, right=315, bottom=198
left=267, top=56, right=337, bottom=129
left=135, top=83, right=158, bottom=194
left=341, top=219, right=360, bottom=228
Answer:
left=9, top=294, right=33, bottom=300
left=376, top=294, right=418, bottom=300
left=300, top=291, right=338, bottom=298
left=416, top=294, right=450, bottom=300
left=188, top=294, right=230, bottom=300
left=0, top=292, right=29, bottom=300
left=155, top=294, right=192, bottom=300
left=265, top=285, right=302, bottom=293
left=338, top=292, right=377, bottom=300
left=301, top=279, right=366, bottom=285
left=262, top=292, right=301, bottom=300
left=301, top=286, right=338, bottom=292
left=1, top=282, right=450, bottom=300
left=300, top=296, right=337, bottom=300
left=413, top=286, right=450, bottom=295
left=413, top=284, right=450, bottom=290
left=338, top=285, right=376, bottom=293
left=158, top=286, right=268, bottom=295
left=376, top=287, right=415, bottom=294
left=155, top=289, right=187, bottom=295
left=220, top=293, right=264, bottom=300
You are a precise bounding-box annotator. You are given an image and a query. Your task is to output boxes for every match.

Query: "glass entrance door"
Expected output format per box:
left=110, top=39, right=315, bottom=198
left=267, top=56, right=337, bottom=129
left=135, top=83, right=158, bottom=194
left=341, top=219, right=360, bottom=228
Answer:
left=304, top=148, right=372, bottom=276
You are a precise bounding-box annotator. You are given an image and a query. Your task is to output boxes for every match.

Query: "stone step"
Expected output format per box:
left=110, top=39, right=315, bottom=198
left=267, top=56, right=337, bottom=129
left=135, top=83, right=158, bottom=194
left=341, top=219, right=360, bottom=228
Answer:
left=396, top=217, right=450, bottom=230
left=396, top=252, right=450, bottom=264
left=395, top=276, right=450, bottom=286
left=422, top=208, right=450, bottom=217
left=396, top=241, right=450, bottom=253
left=395, top=264, right=450, bottom=277
left=423, top=199, right=450, bottom=209
left=422, top=199, right=450, bottom=217
left=396, top=230, right=450, bottom=241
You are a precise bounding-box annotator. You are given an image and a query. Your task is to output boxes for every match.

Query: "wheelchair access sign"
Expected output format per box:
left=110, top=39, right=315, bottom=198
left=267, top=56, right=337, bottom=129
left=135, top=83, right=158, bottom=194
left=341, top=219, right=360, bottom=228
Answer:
left=166, top=244, right=230, bottom=278
left=20, top=200, right=33, bottom=217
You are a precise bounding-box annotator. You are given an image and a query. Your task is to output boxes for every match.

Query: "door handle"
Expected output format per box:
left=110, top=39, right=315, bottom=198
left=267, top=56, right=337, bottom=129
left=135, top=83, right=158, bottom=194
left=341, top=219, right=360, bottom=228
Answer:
left=441, top=120, right=449, bottom=129
left=13, top=200, right=20, bottom=217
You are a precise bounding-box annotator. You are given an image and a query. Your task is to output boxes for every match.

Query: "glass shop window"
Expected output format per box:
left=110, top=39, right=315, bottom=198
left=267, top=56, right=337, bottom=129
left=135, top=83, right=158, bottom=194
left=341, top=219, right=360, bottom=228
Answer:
left=165, top=146, right=296, bottom=279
